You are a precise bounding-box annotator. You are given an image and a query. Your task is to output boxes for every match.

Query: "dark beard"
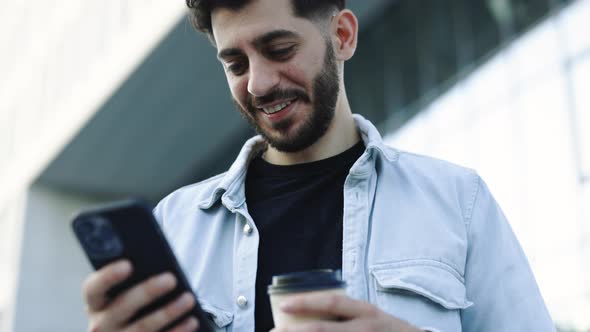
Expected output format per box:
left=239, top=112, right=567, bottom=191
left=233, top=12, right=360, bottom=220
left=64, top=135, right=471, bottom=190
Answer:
left=234, top=41, right=339, bottom=153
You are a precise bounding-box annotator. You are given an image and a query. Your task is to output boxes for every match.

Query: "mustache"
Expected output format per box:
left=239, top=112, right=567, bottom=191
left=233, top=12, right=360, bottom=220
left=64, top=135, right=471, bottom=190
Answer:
left=248, top=89, right=311, bottom=109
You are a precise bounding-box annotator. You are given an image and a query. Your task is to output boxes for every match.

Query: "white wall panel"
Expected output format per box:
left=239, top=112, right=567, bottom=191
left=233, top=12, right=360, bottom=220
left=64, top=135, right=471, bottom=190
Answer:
left=572, top=54, right=590, bottom=178
left=562, top=0, right=590, bottom=58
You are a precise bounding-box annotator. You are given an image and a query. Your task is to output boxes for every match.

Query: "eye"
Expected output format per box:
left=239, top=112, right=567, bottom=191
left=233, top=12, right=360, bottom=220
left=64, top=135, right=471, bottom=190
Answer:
left=227, top=60, right=248, bottom=76
left=266, top=45, right=296, bottom=60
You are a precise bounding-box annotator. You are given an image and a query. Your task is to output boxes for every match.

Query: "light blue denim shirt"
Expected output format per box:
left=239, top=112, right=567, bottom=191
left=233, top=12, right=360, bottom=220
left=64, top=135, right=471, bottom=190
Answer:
left=153, top=114, right=555, bottom=332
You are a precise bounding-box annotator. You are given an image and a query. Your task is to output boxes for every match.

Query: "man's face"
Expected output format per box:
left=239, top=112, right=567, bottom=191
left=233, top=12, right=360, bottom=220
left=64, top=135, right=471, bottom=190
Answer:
left=212, top=0, right=340, bottom=152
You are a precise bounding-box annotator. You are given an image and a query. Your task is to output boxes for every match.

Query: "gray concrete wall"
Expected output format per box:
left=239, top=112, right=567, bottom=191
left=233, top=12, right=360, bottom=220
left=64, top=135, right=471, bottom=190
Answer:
left=9, top=185, right=112, bottom=332
left=0, top=195, right=27, bottom=332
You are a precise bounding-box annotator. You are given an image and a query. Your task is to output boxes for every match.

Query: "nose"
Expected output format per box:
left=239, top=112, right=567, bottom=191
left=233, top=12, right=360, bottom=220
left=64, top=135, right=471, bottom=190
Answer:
left=247, top=59, right=280, bottom=97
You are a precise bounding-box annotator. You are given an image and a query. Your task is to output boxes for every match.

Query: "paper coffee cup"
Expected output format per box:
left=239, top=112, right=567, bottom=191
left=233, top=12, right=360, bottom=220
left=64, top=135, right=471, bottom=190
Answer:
left=268, top=270, right=347, bottom=328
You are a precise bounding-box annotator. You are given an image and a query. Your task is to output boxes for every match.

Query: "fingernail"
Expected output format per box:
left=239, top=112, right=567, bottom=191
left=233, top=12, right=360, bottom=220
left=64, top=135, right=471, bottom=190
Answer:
left=176, top=293, right=195, bottom=309
left=156, top=273, right=175, bottom=288
left=184, top=317, right=198, bottom=331
left=113, top=261, right=131, bottom=276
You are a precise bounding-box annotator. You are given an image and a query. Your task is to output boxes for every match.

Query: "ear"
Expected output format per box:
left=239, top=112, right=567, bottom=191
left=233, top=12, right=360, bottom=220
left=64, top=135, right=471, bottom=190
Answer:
left=330, top=9, right=358, bottom=61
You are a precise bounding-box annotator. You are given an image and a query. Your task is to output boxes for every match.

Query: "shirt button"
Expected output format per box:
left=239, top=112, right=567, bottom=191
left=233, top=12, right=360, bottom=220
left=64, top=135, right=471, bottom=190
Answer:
left=243, top=223, right=253, bottom=235
left=237, top=295, right=248, bottom=307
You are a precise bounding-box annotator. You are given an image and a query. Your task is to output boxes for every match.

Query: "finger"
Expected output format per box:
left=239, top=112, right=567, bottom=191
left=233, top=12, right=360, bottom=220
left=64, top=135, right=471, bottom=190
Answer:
left=271, top=320, right=358, bottom=332
left=279, top=293, right=378, bottom=319
left=168, top=316, right=199, bottom=332
left=124, top=292, right=196, bottom=332
left=83, top=260, right=132, bottom=312
left=105, top=272, right=177, bottom=327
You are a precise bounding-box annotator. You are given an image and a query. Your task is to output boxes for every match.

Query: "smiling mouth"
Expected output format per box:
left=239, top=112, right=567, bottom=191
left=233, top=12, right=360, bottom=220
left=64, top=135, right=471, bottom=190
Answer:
left=259, top=98, right=297, bottom=114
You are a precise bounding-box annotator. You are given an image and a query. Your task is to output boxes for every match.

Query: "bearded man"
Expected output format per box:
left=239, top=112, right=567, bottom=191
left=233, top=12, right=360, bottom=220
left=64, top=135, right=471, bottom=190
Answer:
left=81, top=1, right=556, bottom=331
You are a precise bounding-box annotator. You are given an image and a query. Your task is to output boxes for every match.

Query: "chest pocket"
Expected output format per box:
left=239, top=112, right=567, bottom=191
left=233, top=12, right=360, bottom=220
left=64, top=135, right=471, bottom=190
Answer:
left=200, top=300, right=234, bottom=331
left=370, top=261, right=472, bottom=330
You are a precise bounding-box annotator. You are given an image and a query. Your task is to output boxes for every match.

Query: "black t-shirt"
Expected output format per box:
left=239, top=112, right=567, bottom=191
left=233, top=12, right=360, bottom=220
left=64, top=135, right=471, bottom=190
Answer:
left=245, top=141, right=365, bottom=332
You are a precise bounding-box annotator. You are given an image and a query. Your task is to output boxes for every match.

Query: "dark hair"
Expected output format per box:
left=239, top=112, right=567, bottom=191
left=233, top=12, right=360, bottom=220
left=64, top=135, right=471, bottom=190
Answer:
left=186, top=0, right=345, bottom=40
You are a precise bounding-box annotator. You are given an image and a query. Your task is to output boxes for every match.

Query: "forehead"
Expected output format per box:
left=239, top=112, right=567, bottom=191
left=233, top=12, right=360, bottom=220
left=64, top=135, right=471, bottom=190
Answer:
left=211, top=0, right=318, bottom=49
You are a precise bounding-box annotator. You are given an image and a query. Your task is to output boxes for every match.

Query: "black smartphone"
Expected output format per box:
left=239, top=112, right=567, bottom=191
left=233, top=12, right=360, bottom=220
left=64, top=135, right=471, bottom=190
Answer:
left=71, top=198, right=213, bottom=332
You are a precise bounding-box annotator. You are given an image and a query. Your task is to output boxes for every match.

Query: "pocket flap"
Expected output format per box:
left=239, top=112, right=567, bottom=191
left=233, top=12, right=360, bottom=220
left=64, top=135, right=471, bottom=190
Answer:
left=371, top=261, right=473, bottom=310
left=200, top=300, right=234, bottom=328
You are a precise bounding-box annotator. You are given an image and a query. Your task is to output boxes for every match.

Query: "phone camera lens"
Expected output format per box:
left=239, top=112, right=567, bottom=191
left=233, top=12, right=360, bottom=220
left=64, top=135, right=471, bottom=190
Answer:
left=76, top=219, right=95, bottom=236
left=82, top=216, right=123, bottom=259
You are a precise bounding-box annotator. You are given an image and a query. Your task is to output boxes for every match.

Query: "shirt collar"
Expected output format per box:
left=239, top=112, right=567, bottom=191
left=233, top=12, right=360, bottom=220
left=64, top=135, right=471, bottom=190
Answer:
left=198, top=114, right=398, bottom=210
left=353, top=114, right=398, bottom=162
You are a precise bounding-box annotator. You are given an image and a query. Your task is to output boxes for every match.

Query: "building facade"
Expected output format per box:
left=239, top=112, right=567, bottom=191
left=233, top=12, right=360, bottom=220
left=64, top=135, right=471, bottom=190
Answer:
left=0, top=0, right=587, bottom=331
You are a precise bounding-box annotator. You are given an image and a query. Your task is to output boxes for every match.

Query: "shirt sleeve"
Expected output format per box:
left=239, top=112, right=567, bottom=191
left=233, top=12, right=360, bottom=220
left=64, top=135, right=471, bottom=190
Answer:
left=152, top=204, right=163, bottom=225
left=461, top=175, right=556, bottom=331
left=152, top=196, right=168, bottom=228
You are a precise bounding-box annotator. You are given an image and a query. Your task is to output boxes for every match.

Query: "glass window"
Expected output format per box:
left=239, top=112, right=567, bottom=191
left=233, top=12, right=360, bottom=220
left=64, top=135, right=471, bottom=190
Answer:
left=510, top=0, right=551, bottom=34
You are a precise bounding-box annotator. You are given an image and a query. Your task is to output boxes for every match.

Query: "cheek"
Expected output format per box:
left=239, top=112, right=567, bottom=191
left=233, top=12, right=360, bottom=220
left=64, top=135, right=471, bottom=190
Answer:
left=286, top=49, right=325, bottom=90
left=228, top=77, right=249, bottom=105
left=282, top=62, right=314, bottom=91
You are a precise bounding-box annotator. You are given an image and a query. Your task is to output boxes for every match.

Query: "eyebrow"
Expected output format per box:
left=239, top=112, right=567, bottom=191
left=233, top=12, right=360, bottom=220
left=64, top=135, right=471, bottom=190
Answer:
left=217, top=29, right=300, bottom=61
left=217, top=48, right=244, bottom=61
left=253, top=29, right=299, bottom=48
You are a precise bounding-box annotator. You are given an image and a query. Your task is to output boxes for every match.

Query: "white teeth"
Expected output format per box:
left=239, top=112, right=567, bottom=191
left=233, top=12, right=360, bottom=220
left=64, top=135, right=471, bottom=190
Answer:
left=262, top=100, right=292, bottom=114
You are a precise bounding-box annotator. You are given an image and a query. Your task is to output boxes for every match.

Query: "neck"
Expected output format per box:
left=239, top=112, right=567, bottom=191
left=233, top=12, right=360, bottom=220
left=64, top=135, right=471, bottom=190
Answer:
left=262, top=89, right=360, bottom=165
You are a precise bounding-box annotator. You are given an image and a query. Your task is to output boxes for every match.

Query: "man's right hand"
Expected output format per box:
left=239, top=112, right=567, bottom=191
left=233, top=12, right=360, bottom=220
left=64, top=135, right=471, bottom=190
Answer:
left=82, top=260, right=199, bottom=332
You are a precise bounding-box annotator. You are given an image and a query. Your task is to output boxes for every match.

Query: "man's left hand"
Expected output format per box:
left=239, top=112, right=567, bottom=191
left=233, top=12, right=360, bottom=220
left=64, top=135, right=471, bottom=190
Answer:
left=269, top=292, right=423, bottom=332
